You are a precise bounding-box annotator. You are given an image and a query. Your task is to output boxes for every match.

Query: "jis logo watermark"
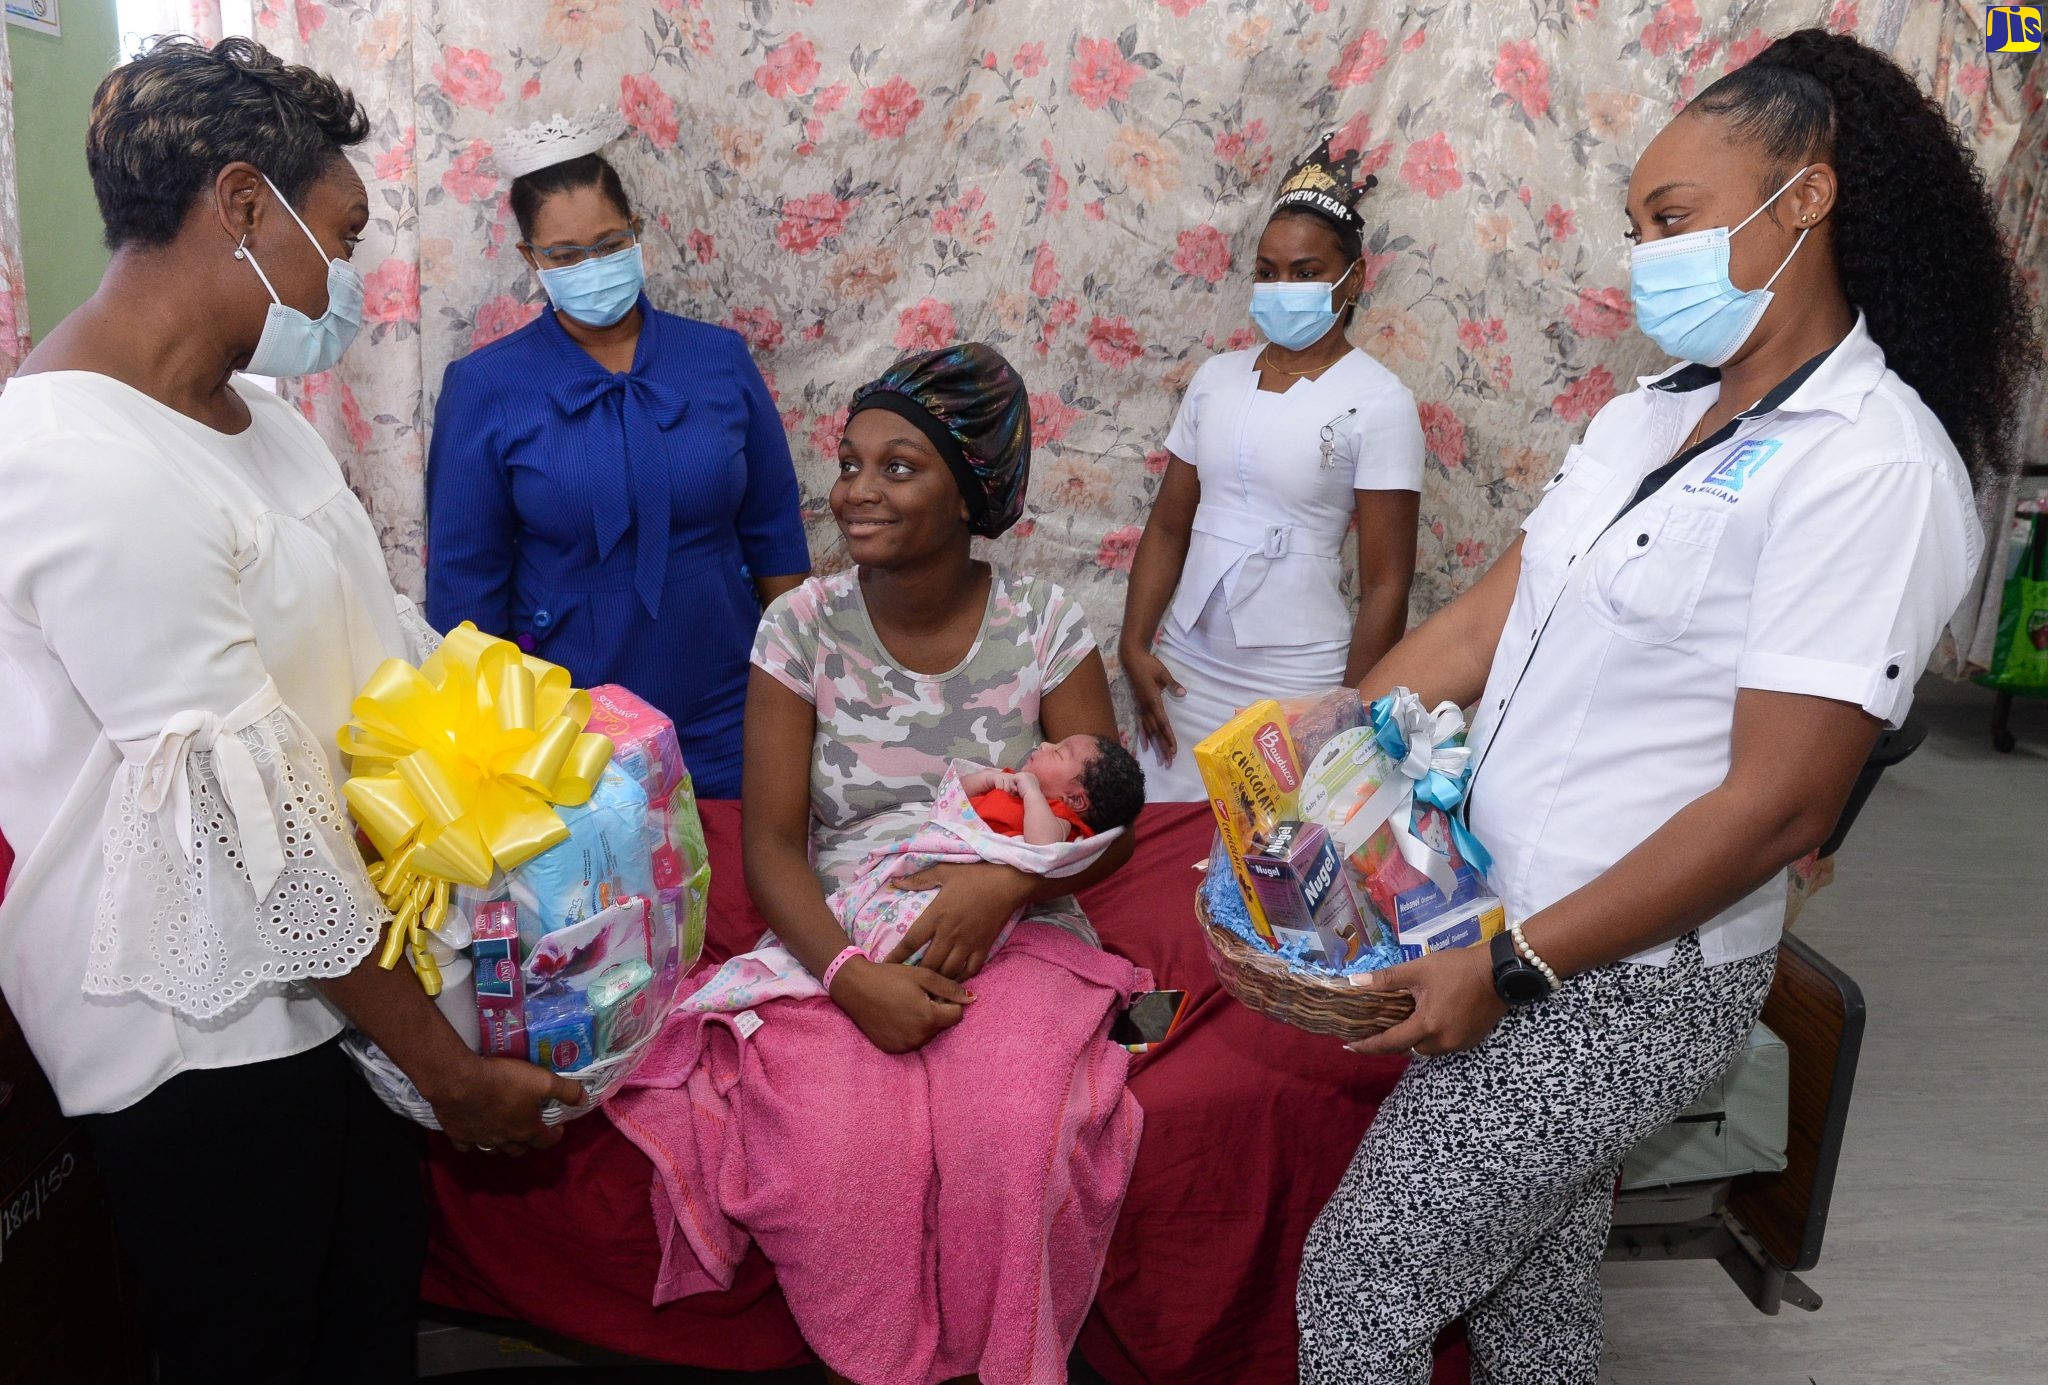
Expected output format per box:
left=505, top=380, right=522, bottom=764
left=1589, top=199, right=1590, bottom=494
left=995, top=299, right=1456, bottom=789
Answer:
left=1987, top=6, right=2042, bottom=52
left=1698, top=439, right=1782, bottom=494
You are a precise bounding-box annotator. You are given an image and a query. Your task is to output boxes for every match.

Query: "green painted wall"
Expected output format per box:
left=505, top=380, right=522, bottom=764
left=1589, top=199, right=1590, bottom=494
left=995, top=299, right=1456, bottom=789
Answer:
left=10, top=0, right=120, bottom=337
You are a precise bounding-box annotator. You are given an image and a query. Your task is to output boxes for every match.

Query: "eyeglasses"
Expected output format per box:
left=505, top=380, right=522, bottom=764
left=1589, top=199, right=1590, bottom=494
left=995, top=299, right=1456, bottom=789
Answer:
left=522, top=221, right=641, bottom=267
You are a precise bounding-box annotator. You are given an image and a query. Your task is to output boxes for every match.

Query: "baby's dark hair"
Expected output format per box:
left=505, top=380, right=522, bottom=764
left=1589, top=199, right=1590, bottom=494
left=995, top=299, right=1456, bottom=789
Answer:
left=1077, top=737, right=1146, bottom=834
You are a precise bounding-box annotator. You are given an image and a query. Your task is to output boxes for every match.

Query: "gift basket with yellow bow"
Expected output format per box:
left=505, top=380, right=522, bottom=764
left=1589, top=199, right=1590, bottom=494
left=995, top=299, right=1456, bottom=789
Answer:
left=338, top=624, right=708, bottom=1126
left=1193, top=687, right=1505, bottom=1039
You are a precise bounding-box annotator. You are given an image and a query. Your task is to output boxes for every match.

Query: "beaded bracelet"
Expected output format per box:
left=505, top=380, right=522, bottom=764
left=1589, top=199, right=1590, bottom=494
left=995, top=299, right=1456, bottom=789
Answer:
left=820, top=945, right=865, bottom=996
left=1508, top=920, right=1562, bottom=991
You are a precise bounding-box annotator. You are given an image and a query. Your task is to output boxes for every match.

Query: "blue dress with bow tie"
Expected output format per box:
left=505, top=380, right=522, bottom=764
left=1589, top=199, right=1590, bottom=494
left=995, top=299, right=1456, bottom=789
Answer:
left=425, top=298, right=811, bottom=798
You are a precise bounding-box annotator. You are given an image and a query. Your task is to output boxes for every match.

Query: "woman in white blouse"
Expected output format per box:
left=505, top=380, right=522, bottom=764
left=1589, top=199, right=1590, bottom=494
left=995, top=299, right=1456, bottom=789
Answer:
left=1120, top=136, right=1424, bottom=799
left=0, top=39, right=578, bottom=1381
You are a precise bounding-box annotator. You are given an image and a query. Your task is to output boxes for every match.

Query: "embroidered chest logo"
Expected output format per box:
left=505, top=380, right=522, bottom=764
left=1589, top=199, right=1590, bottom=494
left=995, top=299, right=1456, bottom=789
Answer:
left=1685, top=438, right=1782, bottom=502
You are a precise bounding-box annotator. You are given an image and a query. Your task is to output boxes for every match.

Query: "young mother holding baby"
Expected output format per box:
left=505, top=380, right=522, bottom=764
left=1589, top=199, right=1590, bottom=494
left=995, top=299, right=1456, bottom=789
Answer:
left=611, top=344, right=1141, bottom=1385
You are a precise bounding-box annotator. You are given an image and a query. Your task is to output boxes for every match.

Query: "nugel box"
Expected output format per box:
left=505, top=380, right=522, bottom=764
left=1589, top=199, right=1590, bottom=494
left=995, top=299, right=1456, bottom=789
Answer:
left=1245, top=820, right=1366, bottom=966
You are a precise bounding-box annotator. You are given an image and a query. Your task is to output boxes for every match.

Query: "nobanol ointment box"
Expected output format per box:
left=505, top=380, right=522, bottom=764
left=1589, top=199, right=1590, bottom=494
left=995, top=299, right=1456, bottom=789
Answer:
left=1194, top=700, right=1302, bottom=945
left=1394, top=896, right=1506, bottom=962
left=1245, top=819, right=1366, bottom=966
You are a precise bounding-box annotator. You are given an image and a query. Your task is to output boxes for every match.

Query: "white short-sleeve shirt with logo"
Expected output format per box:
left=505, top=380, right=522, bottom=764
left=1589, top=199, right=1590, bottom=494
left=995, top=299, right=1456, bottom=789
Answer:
left=1465, top=315, right=1981, bottom=968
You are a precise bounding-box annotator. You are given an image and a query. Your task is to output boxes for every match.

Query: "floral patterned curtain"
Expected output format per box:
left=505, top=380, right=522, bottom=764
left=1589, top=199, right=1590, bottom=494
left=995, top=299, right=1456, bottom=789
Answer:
left=0, top=21, right=28, bottom=381
left=265, top=0, right=2044, bottom=686
left=189, top=1, right=226, bottom=46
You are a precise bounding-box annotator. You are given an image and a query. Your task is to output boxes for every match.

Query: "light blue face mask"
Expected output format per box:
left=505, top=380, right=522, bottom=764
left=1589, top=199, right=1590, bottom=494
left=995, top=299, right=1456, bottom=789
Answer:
left=236, top=173, right=364, bottom=378
left=1250, top=262, right=1356, bottom=351
left=1628, top=166, right=1811, bottom=367
left=537, top=243, right=646, bottom=328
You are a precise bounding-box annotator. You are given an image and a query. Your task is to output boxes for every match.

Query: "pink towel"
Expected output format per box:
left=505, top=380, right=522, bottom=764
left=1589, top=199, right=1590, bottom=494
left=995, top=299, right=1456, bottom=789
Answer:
left=608, top=923, right=1144, bottom=1385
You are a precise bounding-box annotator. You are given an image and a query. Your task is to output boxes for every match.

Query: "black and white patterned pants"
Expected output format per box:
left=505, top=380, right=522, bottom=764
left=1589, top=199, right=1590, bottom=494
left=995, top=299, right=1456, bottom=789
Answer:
left=1297, top=932, right=1777, bottom=1384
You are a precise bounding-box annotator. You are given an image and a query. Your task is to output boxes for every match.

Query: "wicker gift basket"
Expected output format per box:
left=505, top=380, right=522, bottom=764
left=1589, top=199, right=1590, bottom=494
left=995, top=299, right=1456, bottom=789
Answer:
left=1190, top=685, right=1507, bottom=1041
left=1196, top=887, right=1413, bottom=1040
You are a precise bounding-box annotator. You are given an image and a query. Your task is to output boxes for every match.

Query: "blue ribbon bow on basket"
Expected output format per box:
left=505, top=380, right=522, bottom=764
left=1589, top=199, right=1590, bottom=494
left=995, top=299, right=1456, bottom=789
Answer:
left=1366, top=688, right=1494, bottom=894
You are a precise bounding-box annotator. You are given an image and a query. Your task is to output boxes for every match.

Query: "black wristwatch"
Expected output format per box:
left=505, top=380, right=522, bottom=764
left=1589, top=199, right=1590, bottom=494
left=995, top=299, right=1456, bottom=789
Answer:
left=1491, top=930, right=1553, bottom=1006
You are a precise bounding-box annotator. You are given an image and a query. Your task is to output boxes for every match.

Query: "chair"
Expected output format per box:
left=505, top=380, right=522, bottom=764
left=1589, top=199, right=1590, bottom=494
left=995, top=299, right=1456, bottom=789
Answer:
left=1605, top=713, right=1915, bottom=1313
left=1606, top=934, right=1864, bottom=1313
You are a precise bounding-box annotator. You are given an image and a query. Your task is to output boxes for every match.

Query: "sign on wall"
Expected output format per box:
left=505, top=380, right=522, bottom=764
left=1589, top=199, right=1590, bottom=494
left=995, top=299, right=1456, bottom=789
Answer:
left=4, top=0, right=59, bottom=39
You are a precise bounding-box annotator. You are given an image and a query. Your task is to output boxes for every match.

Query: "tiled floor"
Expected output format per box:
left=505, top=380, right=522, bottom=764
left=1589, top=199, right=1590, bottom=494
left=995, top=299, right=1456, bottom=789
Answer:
left=1600, top=679, right=2048, bottom=1384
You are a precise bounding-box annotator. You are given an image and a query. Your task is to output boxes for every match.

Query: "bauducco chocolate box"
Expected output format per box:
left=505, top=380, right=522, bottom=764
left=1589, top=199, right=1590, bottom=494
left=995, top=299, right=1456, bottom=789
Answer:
left=1194, top=700, right=1302, bottom=944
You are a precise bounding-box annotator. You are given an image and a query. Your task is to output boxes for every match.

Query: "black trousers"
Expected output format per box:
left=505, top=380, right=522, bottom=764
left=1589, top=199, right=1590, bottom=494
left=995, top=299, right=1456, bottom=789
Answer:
left=83, top=1036, right=425, bottom=1384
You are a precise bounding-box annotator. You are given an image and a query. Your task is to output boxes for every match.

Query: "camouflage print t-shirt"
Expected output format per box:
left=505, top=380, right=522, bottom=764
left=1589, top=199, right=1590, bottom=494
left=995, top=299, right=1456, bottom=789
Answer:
left=752, top=565, right=1099, bottom=939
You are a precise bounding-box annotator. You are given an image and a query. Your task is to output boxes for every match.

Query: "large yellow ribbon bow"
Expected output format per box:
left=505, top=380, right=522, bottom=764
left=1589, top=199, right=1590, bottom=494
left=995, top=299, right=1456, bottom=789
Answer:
left=340, top=622, right=613, bottom=994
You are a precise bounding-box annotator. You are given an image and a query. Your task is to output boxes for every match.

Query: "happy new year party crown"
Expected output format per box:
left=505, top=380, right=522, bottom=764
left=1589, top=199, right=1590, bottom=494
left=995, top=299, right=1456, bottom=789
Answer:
left=1272, top=130, right=1378, bottom=232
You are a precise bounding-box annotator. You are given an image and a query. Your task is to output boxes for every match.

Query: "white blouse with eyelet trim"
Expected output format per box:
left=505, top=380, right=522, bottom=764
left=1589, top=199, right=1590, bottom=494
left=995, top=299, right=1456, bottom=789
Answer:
left=0, top=371, right=424, bottom=1115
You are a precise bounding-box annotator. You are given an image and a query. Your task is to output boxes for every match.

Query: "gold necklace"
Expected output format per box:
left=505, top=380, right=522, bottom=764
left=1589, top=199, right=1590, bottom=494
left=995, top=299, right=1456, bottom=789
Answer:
left=1258, top=345, right=1344, bottom=379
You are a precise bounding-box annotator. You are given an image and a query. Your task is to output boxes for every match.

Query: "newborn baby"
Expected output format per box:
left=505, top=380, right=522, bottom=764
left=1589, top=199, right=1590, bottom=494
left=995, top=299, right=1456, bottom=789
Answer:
left=684, top=741, right=1146, bottom=1014
left=961, top=734, right=1147, bottom=844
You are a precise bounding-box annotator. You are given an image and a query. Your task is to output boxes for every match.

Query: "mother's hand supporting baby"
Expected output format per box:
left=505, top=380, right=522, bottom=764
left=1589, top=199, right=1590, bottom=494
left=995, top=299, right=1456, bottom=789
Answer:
left=885, top=861, right=1036, bottom=981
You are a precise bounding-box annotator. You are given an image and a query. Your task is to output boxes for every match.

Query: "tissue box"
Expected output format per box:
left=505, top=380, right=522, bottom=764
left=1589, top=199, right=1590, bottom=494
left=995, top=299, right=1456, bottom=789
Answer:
left=471, top=901, right=527, bottom=1058
left=1194, top=700, right=1303, bottom=944
left=528, top=992, right=597, bottom=1073
left=1394, top=896, right=1505, bottom=962
left=589, top=960, right=656, bottom=1057
left=1245, top=820, right=1367, bottom=966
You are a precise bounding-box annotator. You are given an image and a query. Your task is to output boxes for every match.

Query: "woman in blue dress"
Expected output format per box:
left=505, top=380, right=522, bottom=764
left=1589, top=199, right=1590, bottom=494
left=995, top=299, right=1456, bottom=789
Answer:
left=427, top=112, right=810, bottom=798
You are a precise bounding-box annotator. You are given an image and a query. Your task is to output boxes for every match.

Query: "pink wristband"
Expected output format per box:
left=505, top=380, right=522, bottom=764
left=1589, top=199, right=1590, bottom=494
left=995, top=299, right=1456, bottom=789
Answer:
left=820, top=945, right=864, bottom=996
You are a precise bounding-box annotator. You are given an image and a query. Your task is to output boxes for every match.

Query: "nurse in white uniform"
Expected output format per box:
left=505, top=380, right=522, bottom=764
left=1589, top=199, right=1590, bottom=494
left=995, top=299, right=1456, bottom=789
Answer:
left=1120, top=134, right=1424, bottom=799
left=1293, top=29, right=2037, bottom=1384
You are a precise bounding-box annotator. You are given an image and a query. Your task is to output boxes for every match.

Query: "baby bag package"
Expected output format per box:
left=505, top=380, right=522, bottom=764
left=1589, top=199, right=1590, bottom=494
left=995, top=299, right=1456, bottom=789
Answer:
left=506, top=763, right=659, bottom=954
left=587, top=684, right=711, bottom=994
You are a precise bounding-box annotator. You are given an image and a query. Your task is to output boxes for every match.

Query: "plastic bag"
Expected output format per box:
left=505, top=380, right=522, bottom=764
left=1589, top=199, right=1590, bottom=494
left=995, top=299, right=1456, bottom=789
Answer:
left=1977, top=511, right=2048, bottom=693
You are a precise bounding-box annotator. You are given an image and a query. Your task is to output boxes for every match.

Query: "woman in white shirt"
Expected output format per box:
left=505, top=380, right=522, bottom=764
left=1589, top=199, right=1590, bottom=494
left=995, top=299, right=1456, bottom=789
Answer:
left=0, top=39, right=579, bottom=1381
left=1294, top=30, right=2036, bottom=1383
left=1120, top=135, right=1424, bottom=799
